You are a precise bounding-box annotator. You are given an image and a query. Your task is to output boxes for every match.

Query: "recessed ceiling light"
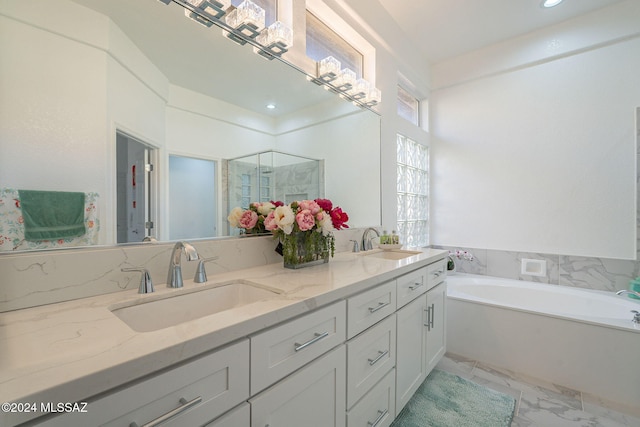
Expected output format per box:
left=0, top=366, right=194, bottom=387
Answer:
left=266, top=103, right=276, bottom=110
left=541, top=0, right=563, bottom=8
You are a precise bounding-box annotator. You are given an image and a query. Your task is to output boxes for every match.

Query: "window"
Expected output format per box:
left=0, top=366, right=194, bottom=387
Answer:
left=397, top=134, right=429, bottom=247
left=397, top=86, right=420, bottom=126
left=306, top=11, right=364, bottom=78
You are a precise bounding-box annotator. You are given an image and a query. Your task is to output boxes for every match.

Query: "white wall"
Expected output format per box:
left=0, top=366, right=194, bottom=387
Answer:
left=430, top=3, right=639, bottom=260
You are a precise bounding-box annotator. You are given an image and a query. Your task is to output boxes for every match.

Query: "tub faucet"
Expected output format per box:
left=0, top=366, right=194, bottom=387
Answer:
left=615, top=289, right=640, bottom=299
left=167, top=241, right=199, bottom=288
left=361, top=227, right=380, bottom=251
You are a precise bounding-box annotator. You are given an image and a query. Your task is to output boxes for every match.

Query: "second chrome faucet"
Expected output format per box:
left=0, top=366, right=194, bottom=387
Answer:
left=167, top=241, right=200, bottom=288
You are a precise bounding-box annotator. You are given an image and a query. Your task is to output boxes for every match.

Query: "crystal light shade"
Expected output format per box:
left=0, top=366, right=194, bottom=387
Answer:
left=183, top=0, right=230, bottom=25
left=349, top=78, right=370, bottom=100
left=256, top=21, right=293, bottom=50
left=225, top=0, right=265, bottom=38
left=364, top=87, right=382, bottom=106
left=317, top=56, right=341, bottom=83
left=332, top=68, right=356, bottom=91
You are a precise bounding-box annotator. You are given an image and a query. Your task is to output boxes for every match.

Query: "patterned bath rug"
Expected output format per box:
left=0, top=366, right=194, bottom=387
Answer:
left=391, top=369, right=516, bottom=427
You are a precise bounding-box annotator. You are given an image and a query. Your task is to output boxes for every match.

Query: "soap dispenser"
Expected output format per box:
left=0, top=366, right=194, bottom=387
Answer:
left=380, top=230, right=389, bottom=245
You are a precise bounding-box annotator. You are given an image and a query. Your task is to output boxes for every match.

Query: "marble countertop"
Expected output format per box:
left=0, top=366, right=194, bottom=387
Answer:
left=0, top=248, right=446, bottom=425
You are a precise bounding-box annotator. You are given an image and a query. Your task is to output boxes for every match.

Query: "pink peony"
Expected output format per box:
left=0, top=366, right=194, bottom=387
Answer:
left=298, top=200, right=321, bottom=215
left=238, top=210, right=258, bottom=229
left=264, top=211, right=278, bottom=231
left=296, top=209, right=316, bottom=231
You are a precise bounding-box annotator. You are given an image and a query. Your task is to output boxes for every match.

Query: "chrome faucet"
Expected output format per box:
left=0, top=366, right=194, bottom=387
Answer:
left=616, top=289, right=640, bottom=299
left=361, top=227, right=380, bottom=251
left=167, top=241, right=199, bottom=288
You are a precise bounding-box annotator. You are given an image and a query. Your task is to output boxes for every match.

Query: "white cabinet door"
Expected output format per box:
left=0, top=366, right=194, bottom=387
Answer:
left=394, top=295, right=427, bottom=414
left=425, top=281, right=447, bottom=374
left=250, top=345, right=346, bottom=427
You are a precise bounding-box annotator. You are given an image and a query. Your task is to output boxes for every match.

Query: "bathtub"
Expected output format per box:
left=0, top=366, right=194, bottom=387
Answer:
left=446, top=274, right=640, bottom=415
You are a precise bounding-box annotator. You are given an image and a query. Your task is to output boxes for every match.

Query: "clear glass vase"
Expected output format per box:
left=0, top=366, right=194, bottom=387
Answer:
left=282, top=231, right=332, bottom=269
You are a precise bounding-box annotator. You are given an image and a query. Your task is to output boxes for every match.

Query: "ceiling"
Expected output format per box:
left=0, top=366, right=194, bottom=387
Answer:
left=72, top=0, right=338, bottom=116
left=70, top=0, right=627, bottom=114
left=375, top=0, right=627, bottom=63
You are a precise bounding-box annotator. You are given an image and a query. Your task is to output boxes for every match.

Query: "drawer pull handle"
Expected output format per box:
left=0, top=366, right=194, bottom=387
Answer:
left=368, top=350, right=389, bottom=366
left=368, top=301, right=390, bottom=313
left=367, top=409, right=388, bottom=427
left=130, top=396, right=202, bottom=427
left=294, top=331, right=329, bottom=352
left=408, top=282, right=423, bottom=290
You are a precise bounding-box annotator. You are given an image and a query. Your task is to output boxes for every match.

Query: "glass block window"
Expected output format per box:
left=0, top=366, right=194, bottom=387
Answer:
left=260, top=175, right=271, bottom=202
left=306, top=11, right=364, bottom=78
left=241, top=173, right=251, bottom=209
left=397, top=134, right=429, bottom=247
left=398, top=86, right=419, bottom=126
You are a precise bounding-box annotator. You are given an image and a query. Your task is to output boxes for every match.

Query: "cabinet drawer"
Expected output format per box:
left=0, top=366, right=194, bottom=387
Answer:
left=346, top=314, right=396, bottom=409
left=347, top=281, right=396, bottom=339
left=34, top=340, right=249, bottom=427
left=426, top=259, right=447, bottom=290
left=251, top=300, right=346, bottom=394
left=346, top=368, right=396, bottom=427
left=396, top=267, right=427, bottom=308
left=250, top=345, right=346, bottom=427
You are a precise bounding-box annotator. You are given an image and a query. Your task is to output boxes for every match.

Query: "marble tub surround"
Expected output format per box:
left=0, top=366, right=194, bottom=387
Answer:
left=433, top=245, right=639, bottom=293
left=0, top=227, right=377, bottom=313
left=0, top=245, right=443, bottom=425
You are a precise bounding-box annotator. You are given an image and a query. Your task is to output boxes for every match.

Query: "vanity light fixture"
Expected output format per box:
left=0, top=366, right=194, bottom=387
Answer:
left=317, top=56, right=342, bottom=83
left=541, top=0, right=564, bottom=8
left=156, top=0, right=292, bottom=59
left=332, top=68, right=357, bottom=91
left=224, top=0, right=265, bottom=44
left=254, top=21, right=294, bottom=59
left=184, top=0, right=231, bottom=27
left=311, top=56, right=382, bottom=109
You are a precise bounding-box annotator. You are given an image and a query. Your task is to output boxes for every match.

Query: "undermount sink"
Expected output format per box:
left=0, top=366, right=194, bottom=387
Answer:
left=111, top=282, right=279, bottom=332
left=362, top=249, right=422, bottom=260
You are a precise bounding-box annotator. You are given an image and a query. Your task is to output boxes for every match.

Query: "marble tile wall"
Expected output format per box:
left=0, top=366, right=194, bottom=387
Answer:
left=432, top=245, right=639, bottom=292
left=0, top=226, right=369, bottom=313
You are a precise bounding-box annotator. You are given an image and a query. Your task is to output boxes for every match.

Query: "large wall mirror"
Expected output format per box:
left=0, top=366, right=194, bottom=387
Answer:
left=0, top=0, right=381, bottom=252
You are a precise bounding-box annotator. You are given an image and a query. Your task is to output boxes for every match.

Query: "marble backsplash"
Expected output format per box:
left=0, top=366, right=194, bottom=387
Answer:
left=0, top=227, right=369, bottom=313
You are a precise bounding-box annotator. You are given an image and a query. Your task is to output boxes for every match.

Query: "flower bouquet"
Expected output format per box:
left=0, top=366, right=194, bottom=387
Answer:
left=228, top=199, right=349, bottom=268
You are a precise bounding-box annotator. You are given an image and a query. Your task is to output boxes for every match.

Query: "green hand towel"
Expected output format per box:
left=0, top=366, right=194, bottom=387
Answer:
left=18, top=190, right=86, bottom=241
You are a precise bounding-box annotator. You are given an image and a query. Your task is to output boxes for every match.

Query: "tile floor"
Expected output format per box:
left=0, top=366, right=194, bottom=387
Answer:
left=435, top=353, right=640, bottom=427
